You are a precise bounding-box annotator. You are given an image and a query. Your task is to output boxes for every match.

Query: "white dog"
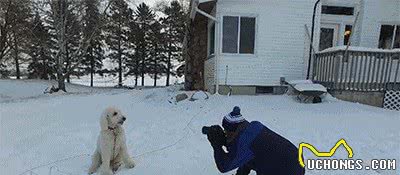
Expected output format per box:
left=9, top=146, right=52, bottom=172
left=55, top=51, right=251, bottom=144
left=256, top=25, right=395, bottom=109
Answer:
left=88, top=107, right=135, bottom=175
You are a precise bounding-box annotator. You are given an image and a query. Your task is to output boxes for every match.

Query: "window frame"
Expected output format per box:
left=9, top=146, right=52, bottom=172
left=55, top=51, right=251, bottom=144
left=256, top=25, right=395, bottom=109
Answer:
left=220, top=14, right=258, bottom=56
left=378, top=24, right=400, bottom=49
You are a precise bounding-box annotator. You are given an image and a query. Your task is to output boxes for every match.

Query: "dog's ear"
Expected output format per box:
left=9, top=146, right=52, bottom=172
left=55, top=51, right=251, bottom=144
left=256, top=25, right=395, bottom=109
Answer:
left=100, top=113, right=109, bottom=131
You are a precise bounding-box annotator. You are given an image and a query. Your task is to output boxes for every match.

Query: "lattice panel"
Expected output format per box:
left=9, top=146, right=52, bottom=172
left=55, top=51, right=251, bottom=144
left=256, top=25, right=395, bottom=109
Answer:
left=383, top=90, right=400, bottom=111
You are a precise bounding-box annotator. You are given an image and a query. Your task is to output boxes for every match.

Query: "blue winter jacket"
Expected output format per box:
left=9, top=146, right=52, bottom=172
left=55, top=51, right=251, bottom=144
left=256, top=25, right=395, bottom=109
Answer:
left=213, top=121, right=305, bottom=175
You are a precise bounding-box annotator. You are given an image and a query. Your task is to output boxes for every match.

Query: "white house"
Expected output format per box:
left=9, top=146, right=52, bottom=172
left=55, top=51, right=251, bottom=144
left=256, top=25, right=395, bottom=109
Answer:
left=186, top=0, right=400, bottom=95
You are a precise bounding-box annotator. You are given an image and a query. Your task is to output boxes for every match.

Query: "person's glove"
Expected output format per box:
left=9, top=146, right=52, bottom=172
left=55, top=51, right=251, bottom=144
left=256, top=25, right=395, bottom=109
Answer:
left=206, top=125, right=226, bottom=148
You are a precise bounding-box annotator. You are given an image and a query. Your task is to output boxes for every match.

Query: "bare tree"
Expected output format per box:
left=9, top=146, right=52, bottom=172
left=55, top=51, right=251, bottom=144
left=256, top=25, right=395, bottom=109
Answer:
left=46, top=0, right=111, bottom=91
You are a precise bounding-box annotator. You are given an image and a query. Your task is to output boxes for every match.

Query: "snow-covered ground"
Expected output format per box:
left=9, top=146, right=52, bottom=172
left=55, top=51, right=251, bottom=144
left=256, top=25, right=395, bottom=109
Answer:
left=0, top=80, right=399, bottom=175
left=70, top=74, right=184, bottom=87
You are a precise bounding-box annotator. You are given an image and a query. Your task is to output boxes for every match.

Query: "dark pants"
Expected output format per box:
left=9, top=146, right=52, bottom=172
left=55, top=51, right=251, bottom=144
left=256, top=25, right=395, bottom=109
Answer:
left=235, top=160, right=262, bottom=175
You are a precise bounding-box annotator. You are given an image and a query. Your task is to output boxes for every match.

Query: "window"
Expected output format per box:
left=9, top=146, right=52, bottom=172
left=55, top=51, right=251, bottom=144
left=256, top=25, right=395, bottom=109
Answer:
left=319, top=28, right=335, bottom=51
left=322, top=6, right=354, bottom=16
left=343, top=25, right=352, bottom=45
left=378, top=25, right=400, bottom=49
left=222, top=16, right=256, bottom=54
left=240, top=17, right=256, bottom=54
left=209, top=23, right=215, bottom=55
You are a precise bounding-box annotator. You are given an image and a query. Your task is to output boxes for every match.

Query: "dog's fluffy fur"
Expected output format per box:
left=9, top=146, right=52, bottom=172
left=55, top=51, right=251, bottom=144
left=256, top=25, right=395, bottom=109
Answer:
left=88, top=107, right=135, bottom=175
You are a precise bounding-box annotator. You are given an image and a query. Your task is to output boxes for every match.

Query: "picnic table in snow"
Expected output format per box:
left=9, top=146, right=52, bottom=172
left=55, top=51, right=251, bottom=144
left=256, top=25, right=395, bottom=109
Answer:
left=286, top=80, right=327, bottom=103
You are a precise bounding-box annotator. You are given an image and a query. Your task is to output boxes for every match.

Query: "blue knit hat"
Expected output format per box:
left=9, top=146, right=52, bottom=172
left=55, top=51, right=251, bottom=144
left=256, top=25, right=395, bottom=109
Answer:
left=222, top=106, right=245, bottom=131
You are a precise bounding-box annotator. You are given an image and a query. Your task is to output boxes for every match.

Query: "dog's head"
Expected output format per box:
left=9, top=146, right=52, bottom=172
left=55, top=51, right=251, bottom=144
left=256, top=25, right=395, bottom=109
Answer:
left=100, top=107, right=126, bottom=131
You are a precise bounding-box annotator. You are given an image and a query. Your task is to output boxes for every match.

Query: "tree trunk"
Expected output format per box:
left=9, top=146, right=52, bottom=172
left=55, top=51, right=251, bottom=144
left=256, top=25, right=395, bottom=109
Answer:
left=153, top=72, right=157, bottom=86
left=135, top=57, right=139, bottom=87
left=153, top=55, right=157, bottom=87
left=141, top=49, right=145, bottom=86
left=65, top=45, right=70, bottom=83
left=166, top=41, right=171, bottom=86
left=90, top=49, right=94, bottom=87
left=118, top=24, right=122, bottom=87
left=118, top=50, right=122, bottom=87
left=135, top=75, right=138, bottom=87
left=57, top=72, right=66, bottom=92
left=13, top=34, right=20, bottom=79
left=56, top=0, right=67, bottom=92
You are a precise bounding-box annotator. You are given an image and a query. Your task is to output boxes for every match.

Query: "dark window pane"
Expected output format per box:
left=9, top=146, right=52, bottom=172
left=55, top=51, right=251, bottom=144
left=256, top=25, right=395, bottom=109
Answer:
left=322, top=6, right=354, bottom=15
left=239, top=17, right=255, bottom=54
left=378, top=25, right=395, bottom=49
left=209, top=23, right=215, bottom=55
left=343, top=25, right=352, bottom=45
left=222, top=16, right=239, bottom=53
left=394, top=26, right=400, bottom=49
left=319, top=28, right=334, bottom=51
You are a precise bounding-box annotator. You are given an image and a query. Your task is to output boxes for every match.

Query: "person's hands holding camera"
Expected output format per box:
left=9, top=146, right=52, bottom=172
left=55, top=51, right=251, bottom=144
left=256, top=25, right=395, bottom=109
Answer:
left=203, top=125, right=226, bottom=148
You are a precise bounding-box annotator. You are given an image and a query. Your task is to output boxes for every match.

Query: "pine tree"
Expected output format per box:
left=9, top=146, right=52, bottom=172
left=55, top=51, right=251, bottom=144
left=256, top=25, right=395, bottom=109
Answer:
left=104, top=0, right=131, bottom=87
left=126, top=19, right=140, bottom=86
left=3, top=0, right=32, bottom=79
left=27, top=12, right=56, bottom=80
left=0, top=0, right=12, bottom=66
left=134, top=3, right=156, bottom=86
left=64, top=6, right=82, bottom=83
left=82, top=0, right=104, bottom=87
left=148, top=20, right=167, bottom=87
left=161, top=0, right=186, bottom=86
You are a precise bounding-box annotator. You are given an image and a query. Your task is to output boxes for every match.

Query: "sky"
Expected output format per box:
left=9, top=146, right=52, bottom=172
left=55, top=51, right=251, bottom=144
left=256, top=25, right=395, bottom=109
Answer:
left=132, top=0, right=173, bottom=7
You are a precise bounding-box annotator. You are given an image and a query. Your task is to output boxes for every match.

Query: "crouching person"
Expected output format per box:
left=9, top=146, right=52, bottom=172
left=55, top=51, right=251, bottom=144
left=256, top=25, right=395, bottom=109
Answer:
left=204, top=106, right=305, bottom=175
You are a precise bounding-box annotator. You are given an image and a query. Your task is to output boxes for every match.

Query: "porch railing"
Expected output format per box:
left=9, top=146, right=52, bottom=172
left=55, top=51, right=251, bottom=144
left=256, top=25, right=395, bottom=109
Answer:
left=312, top=48, right=400, bottom=91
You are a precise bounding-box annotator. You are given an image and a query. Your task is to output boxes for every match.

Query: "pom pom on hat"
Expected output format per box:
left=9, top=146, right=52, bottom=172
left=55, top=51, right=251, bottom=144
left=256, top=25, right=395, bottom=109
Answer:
left=222, top=106, right=245, bottom=131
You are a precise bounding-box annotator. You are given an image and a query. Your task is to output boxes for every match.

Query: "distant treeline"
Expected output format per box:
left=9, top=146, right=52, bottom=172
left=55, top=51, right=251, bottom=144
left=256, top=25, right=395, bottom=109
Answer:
left=0, top=0, right=187, bottom=90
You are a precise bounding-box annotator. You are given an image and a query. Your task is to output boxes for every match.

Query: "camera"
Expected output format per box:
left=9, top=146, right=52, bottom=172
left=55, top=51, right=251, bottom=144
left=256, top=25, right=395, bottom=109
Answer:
left=202, top=126, right=211, bottom=135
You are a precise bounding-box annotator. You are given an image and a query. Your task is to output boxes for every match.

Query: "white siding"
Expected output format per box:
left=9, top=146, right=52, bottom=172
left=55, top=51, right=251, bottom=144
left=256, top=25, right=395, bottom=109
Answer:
left=359, top=0, right=400, bottom=48
left=202, top=0, right=399, bottom=88
left=215, top=0, right=316, bottom=86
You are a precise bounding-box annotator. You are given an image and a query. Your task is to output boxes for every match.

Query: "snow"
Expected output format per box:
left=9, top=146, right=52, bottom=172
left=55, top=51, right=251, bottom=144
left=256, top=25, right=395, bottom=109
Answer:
left=70, top=74, right=184, bottom=87
left=294, top=83, right=327, bottom=93
left=1, top=80, right=399, bottom=175
left=287, top=79, right=313, bottom=85
left=189, top=91, right=210, bottom=101
left=0, top=79, right=123, bottom=103
left=318, top=46, right=400, bottom=54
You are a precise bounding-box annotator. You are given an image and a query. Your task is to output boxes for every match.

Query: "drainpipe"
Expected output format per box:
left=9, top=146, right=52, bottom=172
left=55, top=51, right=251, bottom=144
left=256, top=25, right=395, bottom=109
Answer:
left=214, top=15, right=220, bottom=94
left=307, top=0, right=322, bottom=80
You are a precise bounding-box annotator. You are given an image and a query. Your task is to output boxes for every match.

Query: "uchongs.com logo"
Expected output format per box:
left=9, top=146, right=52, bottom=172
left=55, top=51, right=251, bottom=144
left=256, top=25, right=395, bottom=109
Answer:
left=298, top=139, right=397, bottom=171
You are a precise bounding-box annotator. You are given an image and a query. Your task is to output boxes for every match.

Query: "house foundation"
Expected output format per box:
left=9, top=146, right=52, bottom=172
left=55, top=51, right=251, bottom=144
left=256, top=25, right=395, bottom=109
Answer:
left=329, top=90, right=384, bottom=107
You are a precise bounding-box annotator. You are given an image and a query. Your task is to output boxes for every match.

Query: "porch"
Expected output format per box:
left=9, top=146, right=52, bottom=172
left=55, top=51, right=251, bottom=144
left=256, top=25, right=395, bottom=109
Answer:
left=312, top=47, right=400, bottom=92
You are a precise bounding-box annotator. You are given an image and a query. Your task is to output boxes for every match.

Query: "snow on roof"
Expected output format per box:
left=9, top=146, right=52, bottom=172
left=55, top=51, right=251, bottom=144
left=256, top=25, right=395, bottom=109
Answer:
left=318, top=46, right=400, bottom=54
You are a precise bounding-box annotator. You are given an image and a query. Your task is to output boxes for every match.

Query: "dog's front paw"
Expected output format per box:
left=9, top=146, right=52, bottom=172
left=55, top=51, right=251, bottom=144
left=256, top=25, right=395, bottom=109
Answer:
left=125, top=159, right=135, bottom=169
left=99, top=165, right=113, bottom=175
left=88, top=169, right=95, bottom=175
left=88, top=165, right=98, bottom=174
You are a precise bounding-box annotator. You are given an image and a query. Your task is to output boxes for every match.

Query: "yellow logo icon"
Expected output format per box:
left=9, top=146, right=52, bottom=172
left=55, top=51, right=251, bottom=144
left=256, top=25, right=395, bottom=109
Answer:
left=298, top=139, right=354, bottom=167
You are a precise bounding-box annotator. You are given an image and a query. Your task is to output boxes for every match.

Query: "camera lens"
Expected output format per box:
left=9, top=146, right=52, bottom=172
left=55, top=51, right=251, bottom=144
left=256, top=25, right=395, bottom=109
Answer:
left=202, top=126, right=210, bottom=135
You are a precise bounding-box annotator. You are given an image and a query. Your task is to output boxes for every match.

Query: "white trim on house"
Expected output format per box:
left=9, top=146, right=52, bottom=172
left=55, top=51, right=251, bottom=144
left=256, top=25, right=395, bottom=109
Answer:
left=207, top=6, right=216, bottom=58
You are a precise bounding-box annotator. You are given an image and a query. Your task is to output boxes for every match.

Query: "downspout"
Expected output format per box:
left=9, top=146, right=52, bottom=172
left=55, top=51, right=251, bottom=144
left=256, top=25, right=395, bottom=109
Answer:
left=214, top=14, right=220, bottom=94
left=306, top=0, right=321, bottom=79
